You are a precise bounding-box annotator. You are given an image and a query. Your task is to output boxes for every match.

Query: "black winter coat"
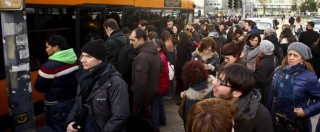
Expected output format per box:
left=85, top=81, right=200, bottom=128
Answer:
left=235, top=104, right=274, bottom=132
left=234, top=89, right=273, bottom=132
left=131, top=41, right=161, bottom=109
left=299, top=29, right=320, bottom=49
left=103, top=29, right=132, bottom=85
left=66, top=63, right=129, bottom=132
left=254, top=55, right=279, bottom=105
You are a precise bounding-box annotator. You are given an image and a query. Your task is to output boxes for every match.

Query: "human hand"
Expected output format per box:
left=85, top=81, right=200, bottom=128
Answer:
left=294, top=108, right=306, bottom=117
left=66, top=121, right=80, bottom=132
left=180, top=91, right=187, bottom=98
left=204, top=64, right=215, bottom=71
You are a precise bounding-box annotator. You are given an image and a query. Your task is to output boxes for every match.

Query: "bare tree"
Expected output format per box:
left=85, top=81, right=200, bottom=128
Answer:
left=257, top=0, right=267, bottom=16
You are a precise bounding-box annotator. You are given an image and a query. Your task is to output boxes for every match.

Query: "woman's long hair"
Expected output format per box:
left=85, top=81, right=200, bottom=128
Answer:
left=281, top=56, right=315, bottom=73
left=279, top=28, right=296, bottom=44
left=254, top=52, right=265, bottom=71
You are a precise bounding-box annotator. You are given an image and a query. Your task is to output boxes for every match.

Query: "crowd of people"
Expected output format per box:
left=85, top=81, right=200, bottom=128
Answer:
left=34, top=15, right=320, bottom=132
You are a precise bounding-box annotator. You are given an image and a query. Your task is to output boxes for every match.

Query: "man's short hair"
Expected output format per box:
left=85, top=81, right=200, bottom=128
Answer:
left=103, top=18, right=119, bottom=30
left=47, top=35, right=69, bottom=50
left=147, top=31, right=158, bottom=40
left=308, top=21, right=315, bottom=28
left=133, top=28, right=147, bottom=41
left=226, top=21, right=233, bottom=27
left=218, top=64, right=255, bottom=97
left=187, top=98, right=237, bottom=132
left=138, top=19, right=149, bottom=27
left=167, top=20, right=174, bottom=24
left=245, top=20, right=256, bottom=28
left=206, top=24, right=215, bottom=32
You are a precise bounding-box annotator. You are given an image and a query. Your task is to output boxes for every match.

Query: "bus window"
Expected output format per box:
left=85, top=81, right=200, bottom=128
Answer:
left=122, top=8, right=139, bottom=30
left=162, top=9, right=173, bottom=19
left=27, top=7, right=76, bottom=69
left=150, top=9, right=161, bottom=20
left=77, top=6, right=106, bottom=51
left=140, top=9, right=149, bottom=20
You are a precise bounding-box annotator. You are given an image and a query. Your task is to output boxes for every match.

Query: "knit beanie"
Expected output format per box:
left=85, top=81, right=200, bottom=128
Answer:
left=287, top=42, right=312, bottom=60
left=264, top=27, right=275, bottom=35
left=259, top=40, right=274, bottom=55
left=81, top=39, right=107, bottom=61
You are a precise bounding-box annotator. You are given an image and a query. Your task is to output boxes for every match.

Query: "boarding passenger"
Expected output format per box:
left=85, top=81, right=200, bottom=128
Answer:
left=66, top=40, right=129, bottom=132
left=34, top=35, right=78, bottom=132
left=103, top=18, right=133, bottom=90
left=129, top=28, right=161, bottom=127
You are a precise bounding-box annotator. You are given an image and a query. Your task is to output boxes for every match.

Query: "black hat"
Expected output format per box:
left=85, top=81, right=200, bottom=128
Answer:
left=81, top=39, right=107, bottom=61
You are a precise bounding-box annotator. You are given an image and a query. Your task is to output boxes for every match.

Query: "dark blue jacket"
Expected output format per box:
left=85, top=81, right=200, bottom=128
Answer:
left=267, top=64, right=320, bottom=119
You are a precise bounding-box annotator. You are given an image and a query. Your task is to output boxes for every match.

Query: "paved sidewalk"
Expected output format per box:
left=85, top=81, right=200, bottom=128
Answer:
left=160, top=95, right=184, bottom=132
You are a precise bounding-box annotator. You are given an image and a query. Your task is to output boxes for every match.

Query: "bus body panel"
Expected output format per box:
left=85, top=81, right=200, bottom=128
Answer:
left=0, top=72, right=44, bottom=116
left=26, top=0, right=79, bottom=5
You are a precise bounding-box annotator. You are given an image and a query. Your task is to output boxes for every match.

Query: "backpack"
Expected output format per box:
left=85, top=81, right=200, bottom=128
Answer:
left=110, top=36, right=133, bottom=86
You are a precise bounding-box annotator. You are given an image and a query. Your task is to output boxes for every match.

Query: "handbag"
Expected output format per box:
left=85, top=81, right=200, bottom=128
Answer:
left=178, top=96, right=186, bottom=119
left=275, top=113, right=309, bottom=132
left=272, top=68, right=309, bottom=132
left=168, top=62, right=175, bottom=80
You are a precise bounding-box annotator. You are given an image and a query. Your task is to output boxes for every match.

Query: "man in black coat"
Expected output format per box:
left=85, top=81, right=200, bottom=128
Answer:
left=66, top=40, right=129, bottom=132
left=103, top=18, right=132, bottom=88
left=299, top=21, right=320, bottom=49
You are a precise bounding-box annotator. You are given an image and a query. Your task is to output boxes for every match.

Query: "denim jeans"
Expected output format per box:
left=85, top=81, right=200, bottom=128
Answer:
left=152, top=95, right=166, bottom=130
left=165, top=78, right=175, bottom=98
left=45, top=99, right=75, bottom=132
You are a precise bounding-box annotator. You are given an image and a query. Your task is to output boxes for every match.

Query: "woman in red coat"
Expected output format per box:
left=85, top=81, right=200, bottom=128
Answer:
left=152, top=39, right=170, bottom=132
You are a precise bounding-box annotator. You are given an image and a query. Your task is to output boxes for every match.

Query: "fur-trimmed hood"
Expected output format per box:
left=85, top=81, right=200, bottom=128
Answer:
left=186, top=75, right=215, bottom=100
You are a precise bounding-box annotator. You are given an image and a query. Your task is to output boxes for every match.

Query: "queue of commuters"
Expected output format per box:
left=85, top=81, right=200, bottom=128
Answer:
left=34, top=15, right=320, bottom=132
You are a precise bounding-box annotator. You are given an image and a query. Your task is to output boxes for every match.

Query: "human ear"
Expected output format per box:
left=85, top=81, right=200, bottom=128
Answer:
left=232, top=91, right=242, bottom=98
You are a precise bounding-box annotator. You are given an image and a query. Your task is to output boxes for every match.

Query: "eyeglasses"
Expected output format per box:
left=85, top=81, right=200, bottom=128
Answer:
left=216, top=78, right=232, bottom=88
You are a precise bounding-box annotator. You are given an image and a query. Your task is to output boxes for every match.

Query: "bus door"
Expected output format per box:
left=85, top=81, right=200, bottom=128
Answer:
left=75, top=5, right=106, bottom=55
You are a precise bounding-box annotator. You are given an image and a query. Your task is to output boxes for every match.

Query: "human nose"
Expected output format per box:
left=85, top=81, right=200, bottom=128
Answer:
left=212, top=78, right=219, bottom=88
left=80, top=56, right=85, bottom=63
left=287, top=54, right=294, bottom=59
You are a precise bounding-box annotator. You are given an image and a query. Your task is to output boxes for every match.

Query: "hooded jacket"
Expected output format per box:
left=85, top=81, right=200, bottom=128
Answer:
left=234, top=89, right=274, bottom=132
left=183, top=76, right=214, bottom=124
left=35, top=48, right=78, bottom=102
left=131, top=41, right=161, bottom=109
